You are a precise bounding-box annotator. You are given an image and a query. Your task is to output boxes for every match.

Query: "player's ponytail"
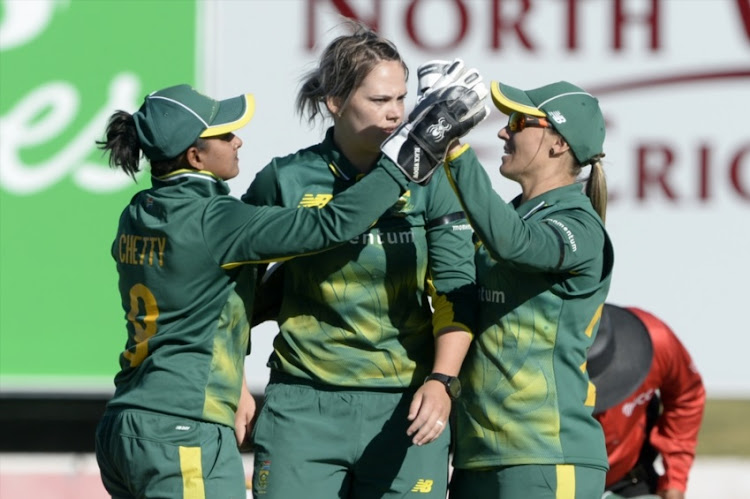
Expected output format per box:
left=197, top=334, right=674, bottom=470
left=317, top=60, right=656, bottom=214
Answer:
left=585, top=157, right=607, bottom=223
left=297, top=71, right=326, bottom=124
left=97, top=111, right=142, bottom=180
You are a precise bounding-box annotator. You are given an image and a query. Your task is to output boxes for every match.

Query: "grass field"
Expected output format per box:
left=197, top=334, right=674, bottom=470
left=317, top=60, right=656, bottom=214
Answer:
left=696, top=399, right=750, bottom=456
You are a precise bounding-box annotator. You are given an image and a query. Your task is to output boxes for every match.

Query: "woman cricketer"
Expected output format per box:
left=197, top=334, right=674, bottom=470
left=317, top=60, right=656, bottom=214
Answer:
left=94, top=83, right=415, bottom=498
left=427, top=78, right=615, bottom=499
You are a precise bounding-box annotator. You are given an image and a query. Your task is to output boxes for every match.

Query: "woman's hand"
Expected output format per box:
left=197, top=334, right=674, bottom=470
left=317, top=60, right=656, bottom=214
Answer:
left=406, top=380, right=451, bottom=446
left=234, top=379, right=256, bottom=447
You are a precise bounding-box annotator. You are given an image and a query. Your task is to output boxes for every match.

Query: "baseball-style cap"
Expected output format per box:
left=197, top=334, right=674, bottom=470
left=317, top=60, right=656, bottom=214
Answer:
left=587, top=304, right=654, bottom=414
left=133, top=84, right=255, bottom=161
left=490, top=80, right=605, bottom=165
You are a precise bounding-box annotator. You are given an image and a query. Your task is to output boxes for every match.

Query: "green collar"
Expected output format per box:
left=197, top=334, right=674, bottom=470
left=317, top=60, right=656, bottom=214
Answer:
left=151, top=169, right=230, bottom=196
left=513, top=183, right=586, bottom=219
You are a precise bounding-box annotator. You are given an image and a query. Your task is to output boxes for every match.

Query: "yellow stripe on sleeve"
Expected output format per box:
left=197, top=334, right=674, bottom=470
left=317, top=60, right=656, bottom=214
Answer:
left=445, top=143, right=471, bottom=162
left=584, top=380, right=597, bottom=407
left=584, top=304, right=603, bottom=338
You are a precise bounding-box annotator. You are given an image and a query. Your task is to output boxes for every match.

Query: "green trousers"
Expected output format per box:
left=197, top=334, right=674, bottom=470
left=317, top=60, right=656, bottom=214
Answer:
left=251, top=374, right=451, bottom=498
left=96, top=408, right=246, bottom=499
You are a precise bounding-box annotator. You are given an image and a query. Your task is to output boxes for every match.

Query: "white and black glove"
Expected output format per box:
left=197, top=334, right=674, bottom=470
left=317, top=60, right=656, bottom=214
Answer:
left=415, top=59, right=453, bottom=102
left=381, top=61, right=489, bottom=184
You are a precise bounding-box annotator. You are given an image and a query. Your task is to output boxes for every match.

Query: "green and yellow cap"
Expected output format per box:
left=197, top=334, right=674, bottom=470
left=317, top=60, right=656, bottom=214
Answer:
left=133, top=84, right=255, bottom=161
left=491, top=80, right=605, bottom=165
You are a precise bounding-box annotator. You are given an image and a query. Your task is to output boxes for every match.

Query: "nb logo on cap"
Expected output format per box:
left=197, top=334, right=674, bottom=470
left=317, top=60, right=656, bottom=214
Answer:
left=549, top=110, right=567, bottom=124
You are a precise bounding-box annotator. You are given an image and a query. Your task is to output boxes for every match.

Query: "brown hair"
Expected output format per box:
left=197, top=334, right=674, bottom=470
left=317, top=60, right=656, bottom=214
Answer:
left=296, top=21, right=408, bottom=124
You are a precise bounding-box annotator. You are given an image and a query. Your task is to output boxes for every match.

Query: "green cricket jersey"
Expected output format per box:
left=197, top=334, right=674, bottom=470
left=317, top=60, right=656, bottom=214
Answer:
left=242, top=128, right=476, bottom=389
left=444, top=146, right=614, bottom=470
left=106, top=165, right=408, bottom=428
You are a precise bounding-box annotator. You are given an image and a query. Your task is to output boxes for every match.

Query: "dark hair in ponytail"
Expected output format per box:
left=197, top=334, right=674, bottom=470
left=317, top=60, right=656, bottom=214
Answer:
left=96, top=111, right=141, bottom=180
left=97, top=110, right=204, bottom=180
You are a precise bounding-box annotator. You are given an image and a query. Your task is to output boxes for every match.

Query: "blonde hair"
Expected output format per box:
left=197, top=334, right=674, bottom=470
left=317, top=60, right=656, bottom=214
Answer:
left=584, top=159, right=608, bottom=223
left=555, top=128, right=608, bottom=223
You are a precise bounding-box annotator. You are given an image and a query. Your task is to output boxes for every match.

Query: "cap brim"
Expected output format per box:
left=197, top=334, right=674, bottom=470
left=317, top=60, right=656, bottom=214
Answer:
left=201, top=93, right=255, bottom=137
left=589, top=305, right=654, bottom=414
left=490, top=81, right=546, bottom=118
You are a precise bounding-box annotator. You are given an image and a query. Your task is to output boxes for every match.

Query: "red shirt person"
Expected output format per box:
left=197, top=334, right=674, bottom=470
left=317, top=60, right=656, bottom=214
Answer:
left=588, top=304, right=706, bottom=499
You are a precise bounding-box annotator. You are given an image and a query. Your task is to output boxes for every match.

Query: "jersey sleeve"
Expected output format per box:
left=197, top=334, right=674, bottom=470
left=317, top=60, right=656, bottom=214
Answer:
left=202, top=161, right=409, bottom=266
left=444, top=145, right=603, bottom=273
left=631, top=308, right=706, bottom=493
left=424, top=167, right=476, bottom=335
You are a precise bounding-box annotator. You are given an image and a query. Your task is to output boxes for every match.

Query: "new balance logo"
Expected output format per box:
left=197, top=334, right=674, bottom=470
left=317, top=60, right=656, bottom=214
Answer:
left=298, top=194, right=332, bottom=208
left=426, top=117, right=451, bottom=142
left=549, top=110, right=567, bottom=124
left=411, top=479, right=434, bottom=493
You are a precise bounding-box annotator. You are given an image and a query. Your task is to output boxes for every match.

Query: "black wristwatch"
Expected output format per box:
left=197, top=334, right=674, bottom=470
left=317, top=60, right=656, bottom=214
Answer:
left=424, top=372, right=461, bottom=400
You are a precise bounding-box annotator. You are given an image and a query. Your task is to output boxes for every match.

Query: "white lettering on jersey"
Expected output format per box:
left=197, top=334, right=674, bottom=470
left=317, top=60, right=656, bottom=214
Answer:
left=543, top=218, right=578, bottom=252
left=349, top=230, right=414, bottom=245
left=621, top=388, right=656, bottom=417
left=478, top=286, right=505, bottom=304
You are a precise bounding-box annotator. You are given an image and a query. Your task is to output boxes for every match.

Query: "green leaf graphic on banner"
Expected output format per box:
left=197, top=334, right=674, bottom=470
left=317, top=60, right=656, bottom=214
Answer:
left=0, top=0, right=197, bottom=390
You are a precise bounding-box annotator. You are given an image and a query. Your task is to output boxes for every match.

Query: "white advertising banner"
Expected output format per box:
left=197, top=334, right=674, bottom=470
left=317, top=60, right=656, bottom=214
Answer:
left=201, top=0, right=749, bottom=396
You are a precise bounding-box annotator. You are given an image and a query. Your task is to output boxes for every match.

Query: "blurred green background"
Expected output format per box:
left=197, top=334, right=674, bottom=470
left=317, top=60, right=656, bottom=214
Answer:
left=0, top=0, right=196, bottom=389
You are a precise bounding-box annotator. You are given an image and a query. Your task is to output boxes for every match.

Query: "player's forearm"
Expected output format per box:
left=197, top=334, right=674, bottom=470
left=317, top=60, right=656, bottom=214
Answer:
left=431, top=327, right=472, bottom=376
left=653, top=401, right=704, bottom=493
left=234, top=374, right=256, bottom=447
left=657, top=452, right=693, bottom=495
left=651, top=409, right=702, bottom=491
left=652, top=350, right=706, bottom=464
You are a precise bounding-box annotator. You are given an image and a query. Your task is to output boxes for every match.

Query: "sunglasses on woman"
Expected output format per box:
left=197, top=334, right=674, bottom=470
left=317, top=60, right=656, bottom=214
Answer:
left=507, top=112, right=551, bottom=133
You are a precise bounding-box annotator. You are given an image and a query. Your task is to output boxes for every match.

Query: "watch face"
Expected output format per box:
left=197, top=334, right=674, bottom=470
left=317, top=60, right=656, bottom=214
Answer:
left=448, top=377, right=462, bottom=399
left=426, top=373, right=462, bottom=399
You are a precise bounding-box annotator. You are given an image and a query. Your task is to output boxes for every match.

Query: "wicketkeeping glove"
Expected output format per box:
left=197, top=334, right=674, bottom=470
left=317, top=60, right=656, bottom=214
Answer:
left=381, top=66, right=489, bottom=184
left=416, top=59, right=453, bottom=101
